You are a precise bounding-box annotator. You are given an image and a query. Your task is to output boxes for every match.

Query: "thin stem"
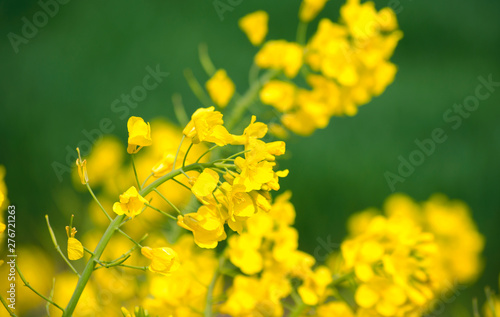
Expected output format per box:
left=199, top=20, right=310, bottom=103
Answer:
left=140, top=172, right=154, bottom=189
left=46, top=278, right=56, bottom=316
left=16, top=263, right=65, bottom=313
left=145, top=203, right=177, bottom=220
left=154, top=189, right=183, bottom=216
left=296, top=21, right=308, bottom=45
left=199, top=43, right=217, bottom=76
left=196, top=145, right=218, bottom=163
left=184, top=68, right=213, bottom=108
left=183, top=142, right=194, bottom=168
left=472, top=298, right=480, bottom=317
left=63, top=162, right=210, bottom=316
left=131, top=155, right=141, bottom=190
left=172, top=93, right=189, bottom=127
left=117, top=229, right=144, bottom=248
left=172, top=135, right=185, bottom=172
left=172, top=177, right=192, bottom=191
left=0, top=295, right=17, bottom=316
left=248, top=62, right=260, bottom=86
left=289, top=301, right=307, bottom=317
left=204, top=257, right=224, bottom=316
left=86, top=183, right=112, bottom=222
left=62, top=214, right=125, bottom=316
left=225, top=69, right=280, bottom=131
left=45, top=215, right=80, bottom=277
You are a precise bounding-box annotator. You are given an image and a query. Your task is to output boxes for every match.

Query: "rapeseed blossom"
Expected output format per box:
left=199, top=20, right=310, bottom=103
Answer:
left=127, top=116, right=153, bottom=154
left=112, top=186, right=148, bottom=218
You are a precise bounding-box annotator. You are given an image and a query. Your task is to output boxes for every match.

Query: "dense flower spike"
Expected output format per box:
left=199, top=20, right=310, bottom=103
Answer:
left=238, top=10, right=269, bottom=46
left=141, top=246, right=180, bottom=275
left=112, top=186, right=148, bottom=218
left=338, top=194, right=484, bottom=316
left=127, top=116, right=153, bottom=154
left=205, top=69, right=235, bottom=108
left=255, top=0, right=402, bottom=135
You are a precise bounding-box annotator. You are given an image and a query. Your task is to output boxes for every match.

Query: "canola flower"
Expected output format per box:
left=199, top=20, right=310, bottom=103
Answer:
left=2, top=0, right=496, bottom=317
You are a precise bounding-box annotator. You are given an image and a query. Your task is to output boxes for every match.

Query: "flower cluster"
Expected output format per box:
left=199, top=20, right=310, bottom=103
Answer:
left=338, top=194, right=484, bottom=316
left=238, top=0, right=402, bottom=135
left=178, top=107, right=288, bottom=248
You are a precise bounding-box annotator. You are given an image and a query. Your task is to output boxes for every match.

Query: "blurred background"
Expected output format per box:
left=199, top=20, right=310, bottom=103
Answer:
left=0, top=0, right=499, bottom=315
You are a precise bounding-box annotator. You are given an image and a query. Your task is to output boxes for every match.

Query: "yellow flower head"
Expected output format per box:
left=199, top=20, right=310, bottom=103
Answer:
left=191, top=168, right=220, bottom=200
left=260, top=80, right=296, bottom=112
left=75, top=147, right=88, bottom=185
left=127, top=116, right=153, bottom=154
left=183, top=107, right=234, bottom=146
left=65, top=226, right=84, bottom=261
left=206, top=69, right=235, bottom=108
left=255, top=40, right=303, bottom=78
left=177, top=204, right=227, bottom=249
left=112, top=186, right=148, bottom=218
left=299, top=0, right=329, bottom=22
left=238, top=11, right=269, bottom=46
left=141, top=246, right=180, bottom=275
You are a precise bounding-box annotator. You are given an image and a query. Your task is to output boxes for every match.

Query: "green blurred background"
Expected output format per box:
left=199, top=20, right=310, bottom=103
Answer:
left=1, top=0, right=499, bottom=315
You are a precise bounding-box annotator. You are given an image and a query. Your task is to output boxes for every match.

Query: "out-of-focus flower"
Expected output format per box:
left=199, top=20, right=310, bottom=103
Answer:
left=299, top=0, right=329, bottom=22
left=112, top=186, right=148, bottom=218
left=206, top=69, right=235, bottom=108
left=127, top=116, right=153, bottom=154
left=255, top=40, right=303, bottom=78
left=141, top=246, right=180, bottom=275
left=238, top=11, right=269, bottom=46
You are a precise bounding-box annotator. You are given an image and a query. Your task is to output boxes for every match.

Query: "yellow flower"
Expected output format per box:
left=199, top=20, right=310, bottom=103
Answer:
left=191, top=168, right=220, bottom=200
left=206, top=69, right=235, bottom=108
left=255, top=40, right=303, bottom=78
left=298, top=266, right=333, bottom=305
left=66, top=226, right=84, bottom=261
left=127, top=116, right=153, bottom=154
left=260, top=80, right=296, bottom=112
left=177, top=204, right=226, bottom=248
left=0, top=221, right=5, bottom=235
left=75, top=147, right=88, bottom=184
left=112, top=186, right=148, bottom=218
left=299, top=0, right=329, bottom=22
left=238, top=11, right=269, bottom=46
left=317, top=301, right=354, bottom=317
left=141, top=246, right=180, bottom=275
left=182, top=107, right=234, bottom=146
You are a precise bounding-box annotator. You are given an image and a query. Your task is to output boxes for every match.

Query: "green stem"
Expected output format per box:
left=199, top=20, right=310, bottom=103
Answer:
left=296, top=21, right=308, bottom=45
left=172, top=93, right=189, bottom=127
left=0, top=295, right=17, bottom=316
left=16, top=263, right=65, bottom=313
left=154, top=188, right=183, bottom=216
left=62, top=162, right=210, bottom=316
left=86, top=183, right=112, bottom=222
left=225, top=69, right=280, bottom=131
left=183, top=142, right=194, bottom=167
left=199, top=43, right=217, bottom=76
left=204, top=257, right=224, bottom=317
left=45, top=215, right=80, bottom=277
left=131, top=155, right=141, bottom=190
left=184, top=68, right=213, bottom=108
left=289, top=301, right=307, bottom=317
